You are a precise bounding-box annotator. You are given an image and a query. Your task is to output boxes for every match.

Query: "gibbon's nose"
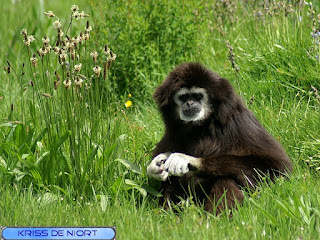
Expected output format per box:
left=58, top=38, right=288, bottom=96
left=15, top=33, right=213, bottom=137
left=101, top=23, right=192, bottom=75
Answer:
left=186, top=100, right=194, bottom=108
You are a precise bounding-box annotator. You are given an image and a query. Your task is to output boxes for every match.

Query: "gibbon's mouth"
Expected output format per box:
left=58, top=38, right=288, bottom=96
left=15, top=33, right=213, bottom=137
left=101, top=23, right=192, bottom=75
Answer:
left=182, top=108, right=201, bottom=117
left=181, top=108, right=204, bottom=122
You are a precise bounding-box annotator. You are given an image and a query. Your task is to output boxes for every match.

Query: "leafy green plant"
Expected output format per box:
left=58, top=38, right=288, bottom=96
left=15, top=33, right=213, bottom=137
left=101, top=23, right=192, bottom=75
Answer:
left=0, top=4, right=125, bottom=198
left=91, top=0, right=202, bottom=98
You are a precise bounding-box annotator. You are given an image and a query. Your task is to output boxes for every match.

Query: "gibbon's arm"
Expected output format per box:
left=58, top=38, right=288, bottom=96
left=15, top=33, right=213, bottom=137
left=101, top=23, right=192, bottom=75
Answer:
left=148, top=152, right=290, bottom=182
left=193, top=154, right=286, bottom=175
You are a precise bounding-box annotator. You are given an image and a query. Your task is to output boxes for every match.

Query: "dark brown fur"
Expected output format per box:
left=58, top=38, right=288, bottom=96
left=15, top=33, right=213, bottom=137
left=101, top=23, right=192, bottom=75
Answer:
left=152, top=62, right=292, bottom=214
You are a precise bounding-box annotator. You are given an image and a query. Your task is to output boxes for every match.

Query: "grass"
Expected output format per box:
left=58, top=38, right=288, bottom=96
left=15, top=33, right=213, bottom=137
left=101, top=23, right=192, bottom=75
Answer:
left=0, top=0, right=320, bottom=239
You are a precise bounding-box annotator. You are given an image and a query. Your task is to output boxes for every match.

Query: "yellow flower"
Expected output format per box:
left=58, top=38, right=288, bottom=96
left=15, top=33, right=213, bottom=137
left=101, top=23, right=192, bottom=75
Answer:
left=125, top=100, right=132, bottom=108
left=128, top=94, right=132, bottom=97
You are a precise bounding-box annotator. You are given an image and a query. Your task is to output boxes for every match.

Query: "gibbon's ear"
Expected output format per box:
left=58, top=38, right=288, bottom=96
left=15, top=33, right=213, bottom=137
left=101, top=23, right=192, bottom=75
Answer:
left=214, top=77, right=239, bottom=124
left=216, top=98, right=238, bottom=124
left=153, top=81, right=175, bottom=108
left=153, top=85, right=167, bottom=107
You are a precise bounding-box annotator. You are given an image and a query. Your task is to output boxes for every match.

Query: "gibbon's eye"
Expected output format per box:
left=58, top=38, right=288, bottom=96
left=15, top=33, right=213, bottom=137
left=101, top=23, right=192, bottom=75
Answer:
left=178, top=94, right=189, bottom=103
left=191, top=93, right=203, bottom=101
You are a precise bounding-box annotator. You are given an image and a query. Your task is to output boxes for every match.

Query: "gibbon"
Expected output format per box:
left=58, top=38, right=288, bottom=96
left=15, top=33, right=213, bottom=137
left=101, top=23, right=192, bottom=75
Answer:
left=147, top=62, right=292, bottom=214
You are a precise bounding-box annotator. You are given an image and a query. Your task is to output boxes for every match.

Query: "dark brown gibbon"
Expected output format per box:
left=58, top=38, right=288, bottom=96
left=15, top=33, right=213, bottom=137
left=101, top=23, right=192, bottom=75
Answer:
left=147, top=62, right=292, bottom=214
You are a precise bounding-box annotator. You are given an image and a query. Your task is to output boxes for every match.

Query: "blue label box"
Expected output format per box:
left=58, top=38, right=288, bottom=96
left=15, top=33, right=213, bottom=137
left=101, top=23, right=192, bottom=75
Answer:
left=1, top=227, right=116, bottom=240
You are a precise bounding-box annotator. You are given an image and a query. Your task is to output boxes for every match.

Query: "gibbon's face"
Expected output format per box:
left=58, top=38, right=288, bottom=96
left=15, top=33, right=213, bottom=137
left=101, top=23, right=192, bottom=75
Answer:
left=173, top=87, right=211, bottom=122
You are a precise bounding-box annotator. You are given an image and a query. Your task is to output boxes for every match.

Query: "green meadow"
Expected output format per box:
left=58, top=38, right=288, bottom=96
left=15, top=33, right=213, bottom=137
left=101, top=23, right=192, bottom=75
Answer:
left=0, top=0, right=319, bottom=239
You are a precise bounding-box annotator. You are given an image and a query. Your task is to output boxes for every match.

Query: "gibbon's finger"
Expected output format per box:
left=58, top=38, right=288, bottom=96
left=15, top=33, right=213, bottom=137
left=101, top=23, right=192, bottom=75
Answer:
left=159, top=170, right=169, bottom=181
left=180, top=161, right=189, bottom=175
left=147, top=164, right=168, bottom=181
left=165, top=154, right=189, bottom=176
left=153, top=152, right=171, bottom=166
left=147, top=162, right=162, bottom=174
left=173, top=158, right=189, bottom=176
left=149, top=170, right=168, bottom=181
left=164, top=154, right=180, bottom=171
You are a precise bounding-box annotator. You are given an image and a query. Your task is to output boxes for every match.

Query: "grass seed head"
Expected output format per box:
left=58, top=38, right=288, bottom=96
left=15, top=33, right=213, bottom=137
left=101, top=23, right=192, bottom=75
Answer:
left=311, top=86, right=320, bottom=101
left=58, top=28, right=64, bottom=38
left=55, top=71, right=60, bottom=79
left=21, top=30, right=35, bottom=46
left=63, top=78, right=71, bottom=90
left=78, top=74, right=87, bottom=80
left=75, top=76, right=84, bottom=88
left=54, top=72, right=61, bottom=90
left=104, top=45, right=110, bottom=55
left=59, top=52, right=67, bottom=64
left=54, top=80, right=61, bottom=90
left=90, top=50, right=98, bottom=63
left=20, top=29, right=27, bottom=36
left=86, top=21, right=92, bottom=32
left=53, top=47, right=60, bottom=54
left=109, top=51, right=117, bottom=61
left=72, top=11, right=80, bottom=20
left=42, top=35, right=50, bottom=45
left=72, top=35, right=80, bottom=44
left=53, top=20, right=61, bottom=29
left=44, top=10, right=55, bottom=18
left=83, top=32, right=90, bottom=41
left=71, top=50, right=76, bottom=60
left=30, top=54, right=38, bottom=67
left=226, top=40, right=240, bottom=73
left=79, top=11, right=90, bottom=19
left=71, top=5, right=79, bottom=12
left=74, top=63, right=82, bottom=72
left=93, top=65, right=101, bottom=77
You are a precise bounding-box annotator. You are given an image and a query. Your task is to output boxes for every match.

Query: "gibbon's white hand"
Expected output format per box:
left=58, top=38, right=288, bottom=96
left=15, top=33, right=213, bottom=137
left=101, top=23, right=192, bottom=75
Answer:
left=147, top=152, right=171, bottom=181
left=164, top=153, right=198, bottom=176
